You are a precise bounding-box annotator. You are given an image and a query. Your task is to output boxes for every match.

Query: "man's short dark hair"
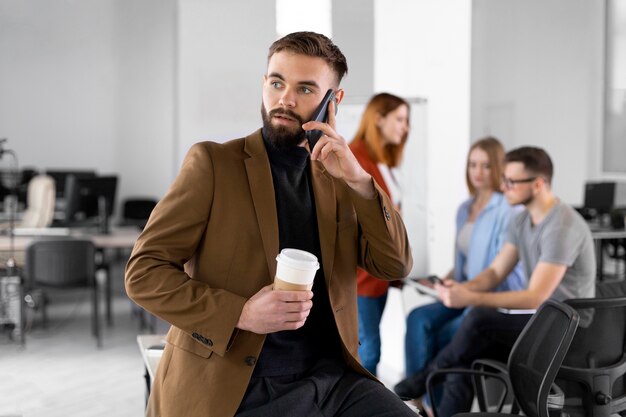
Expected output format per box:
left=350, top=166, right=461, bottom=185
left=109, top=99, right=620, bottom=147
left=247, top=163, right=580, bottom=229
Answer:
left=505, top=146, right=554, bottom=184
left=268, top=31, right=348, bottom=85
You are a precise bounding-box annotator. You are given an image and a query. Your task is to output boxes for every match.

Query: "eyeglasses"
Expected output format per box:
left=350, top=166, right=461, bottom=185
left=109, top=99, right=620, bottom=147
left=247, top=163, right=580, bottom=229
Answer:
left=501, top=176, right=537, bottom=189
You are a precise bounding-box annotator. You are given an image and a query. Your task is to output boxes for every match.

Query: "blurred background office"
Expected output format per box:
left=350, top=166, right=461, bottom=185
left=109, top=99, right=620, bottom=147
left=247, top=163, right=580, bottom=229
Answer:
left=0, top=0, right=625, bottom=416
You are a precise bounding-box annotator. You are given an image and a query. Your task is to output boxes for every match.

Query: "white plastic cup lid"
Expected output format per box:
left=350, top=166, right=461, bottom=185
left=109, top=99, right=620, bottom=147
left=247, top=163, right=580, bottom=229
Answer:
left=276, top=248, right=320, bottom=271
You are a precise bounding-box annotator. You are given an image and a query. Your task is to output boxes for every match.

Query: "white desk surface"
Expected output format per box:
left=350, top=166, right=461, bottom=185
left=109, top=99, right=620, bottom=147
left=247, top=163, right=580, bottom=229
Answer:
left=137, top=334, right=167, bottom=381
left=0, top=226, right=141, bottom=252
left=590, top=228, right=626, bottom=240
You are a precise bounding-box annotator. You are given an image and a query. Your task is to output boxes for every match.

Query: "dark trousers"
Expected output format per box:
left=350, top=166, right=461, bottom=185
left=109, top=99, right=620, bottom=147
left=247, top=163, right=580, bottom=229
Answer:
left=423, top=308, right=532, bottom=417
left=236, top=358, right=416, bottom=417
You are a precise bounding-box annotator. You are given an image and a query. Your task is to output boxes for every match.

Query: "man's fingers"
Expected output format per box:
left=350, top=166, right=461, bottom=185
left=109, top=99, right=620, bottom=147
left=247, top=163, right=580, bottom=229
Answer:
left=319, top=141, right=339, bottom=160
left=327, top=99, right=337, bottom=129
left=284, top=299, right=313, bottom=312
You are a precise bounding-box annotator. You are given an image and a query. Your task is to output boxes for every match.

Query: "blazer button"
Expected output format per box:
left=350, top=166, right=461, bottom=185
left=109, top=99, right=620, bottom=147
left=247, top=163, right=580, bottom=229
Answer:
left=383, top=206, right=391, bottom=221
left=192, top=332, right=200, bottom=340
left=245, top=356, right=256, bottom=366
left=204, top=338, right=213, bottom=347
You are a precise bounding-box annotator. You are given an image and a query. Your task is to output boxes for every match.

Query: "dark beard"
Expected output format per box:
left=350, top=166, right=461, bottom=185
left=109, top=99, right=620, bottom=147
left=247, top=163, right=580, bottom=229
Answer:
left=261, top=103, right=306, bottom=150
left=519, top=192, right=535, bottom=206
left=519, top=194, right=535, bottom=207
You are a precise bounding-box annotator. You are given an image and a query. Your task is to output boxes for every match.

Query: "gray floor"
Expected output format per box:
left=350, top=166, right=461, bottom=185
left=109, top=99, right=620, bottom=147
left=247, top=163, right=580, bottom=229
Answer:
left=0, top=262, right=160, bottom=417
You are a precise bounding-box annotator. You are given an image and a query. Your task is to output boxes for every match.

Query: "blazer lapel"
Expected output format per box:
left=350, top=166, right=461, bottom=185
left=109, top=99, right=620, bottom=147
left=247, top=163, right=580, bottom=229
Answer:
left=311, top=161, right=336, bottom=287
left=244, top=130, right=279, bottom=281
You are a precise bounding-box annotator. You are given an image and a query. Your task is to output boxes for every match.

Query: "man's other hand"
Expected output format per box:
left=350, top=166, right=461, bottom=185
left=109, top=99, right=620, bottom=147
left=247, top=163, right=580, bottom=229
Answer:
left=437, top=281, right=474, bottom=309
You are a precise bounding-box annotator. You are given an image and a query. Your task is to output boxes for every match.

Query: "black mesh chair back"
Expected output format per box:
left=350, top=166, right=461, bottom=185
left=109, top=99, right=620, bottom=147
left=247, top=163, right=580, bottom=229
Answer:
left=427, top=300, right=579, bottom=417
left=26, top=238, right=95, bottom=287
left=558, top=280, right=626, bottom=417
left=24, top=238, right=101, bottom=347
left=506, top=300, right=579, bottom=417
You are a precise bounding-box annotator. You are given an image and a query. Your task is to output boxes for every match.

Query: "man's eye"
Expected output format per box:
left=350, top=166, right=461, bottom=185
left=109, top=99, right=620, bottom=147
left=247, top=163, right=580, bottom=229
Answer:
left=301, top=87, right=312, bottom=94
left=271, top=82, right=282, bottom=89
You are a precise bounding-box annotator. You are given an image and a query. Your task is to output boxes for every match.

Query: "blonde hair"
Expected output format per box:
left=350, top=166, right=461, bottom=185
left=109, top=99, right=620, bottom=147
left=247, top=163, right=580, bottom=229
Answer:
left=466, top=136, right=505, bottom=195
left=350, top=93, right=409, bottom=167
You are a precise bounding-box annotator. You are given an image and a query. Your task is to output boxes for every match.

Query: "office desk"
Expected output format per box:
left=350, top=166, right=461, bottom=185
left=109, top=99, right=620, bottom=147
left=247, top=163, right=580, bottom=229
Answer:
left=0, top=226, right=141, bottom=324
left=0, top=226, right=140, bottom=251
left=137, top=334, right=166, bottom=404
left=590, top=228, right=626, bottom=280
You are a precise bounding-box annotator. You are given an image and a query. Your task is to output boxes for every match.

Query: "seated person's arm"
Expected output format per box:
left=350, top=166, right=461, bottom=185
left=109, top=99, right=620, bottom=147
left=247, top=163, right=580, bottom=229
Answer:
left=443, top=261, right=566, bottom=309
left=464, top=243, right=519, bottom=292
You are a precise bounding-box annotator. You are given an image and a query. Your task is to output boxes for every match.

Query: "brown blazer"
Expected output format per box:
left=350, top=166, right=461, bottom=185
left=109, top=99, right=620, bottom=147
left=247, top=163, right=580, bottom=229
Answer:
left=125, top=129, right=413, bottom=417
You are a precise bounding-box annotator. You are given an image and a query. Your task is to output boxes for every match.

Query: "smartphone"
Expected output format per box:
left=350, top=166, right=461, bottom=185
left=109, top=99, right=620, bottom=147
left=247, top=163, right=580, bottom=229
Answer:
left=427, top=275, right=444, bottom=285
left=305, top=89, right=337, bottom=151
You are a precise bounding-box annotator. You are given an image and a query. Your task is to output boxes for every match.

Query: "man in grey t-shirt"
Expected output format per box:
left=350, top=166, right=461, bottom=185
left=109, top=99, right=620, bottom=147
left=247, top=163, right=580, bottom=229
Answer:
left=394, top=146, right=595, bottom=417
left=510, top=202, right=595, bottom=305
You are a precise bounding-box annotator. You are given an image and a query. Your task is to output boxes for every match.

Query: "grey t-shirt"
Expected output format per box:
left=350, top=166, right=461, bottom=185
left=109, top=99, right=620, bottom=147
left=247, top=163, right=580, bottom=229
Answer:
left=506, top=201, right=596, bottom=304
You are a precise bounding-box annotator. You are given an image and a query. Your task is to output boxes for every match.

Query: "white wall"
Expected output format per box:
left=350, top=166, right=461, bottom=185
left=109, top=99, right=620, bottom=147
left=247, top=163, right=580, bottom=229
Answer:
left=0, top=0, right=277, bottom=213
left=0, top=1, right=119, bottom=172
left=471, top=0, right=605, bottom=205
left=0, top=0, right=177, bottom=212
left=112, top=0, right=177, bottom=202
left=176, top=0, right=276, bottom=164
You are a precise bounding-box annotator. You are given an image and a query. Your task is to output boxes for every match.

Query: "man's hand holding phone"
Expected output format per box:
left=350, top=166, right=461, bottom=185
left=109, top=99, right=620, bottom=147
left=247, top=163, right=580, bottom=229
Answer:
left=303, top=90, right=375, bottom=199
left=436, top=279, right=476, bottom=309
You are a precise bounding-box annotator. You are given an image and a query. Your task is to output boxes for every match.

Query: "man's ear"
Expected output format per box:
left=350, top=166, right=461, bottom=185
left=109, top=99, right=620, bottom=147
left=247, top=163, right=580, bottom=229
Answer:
left=335, top=89, right=345, bottom=105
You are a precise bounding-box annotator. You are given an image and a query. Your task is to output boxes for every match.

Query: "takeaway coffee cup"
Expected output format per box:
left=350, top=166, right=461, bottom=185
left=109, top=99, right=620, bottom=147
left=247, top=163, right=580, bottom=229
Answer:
left=274, top=248, right=319, bottom=291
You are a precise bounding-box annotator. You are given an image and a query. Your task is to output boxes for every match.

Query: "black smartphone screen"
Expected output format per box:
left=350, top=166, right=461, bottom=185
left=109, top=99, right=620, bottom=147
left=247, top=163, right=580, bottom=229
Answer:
left=305, top=89, right=337, bottom=151
left=427, top=275, right=444, bottom=285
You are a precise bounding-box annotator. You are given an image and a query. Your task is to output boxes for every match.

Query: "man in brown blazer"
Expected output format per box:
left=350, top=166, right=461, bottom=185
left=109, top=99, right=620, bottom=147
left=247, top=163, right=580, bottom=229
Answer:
left=126, top=31, right=414, bottom=417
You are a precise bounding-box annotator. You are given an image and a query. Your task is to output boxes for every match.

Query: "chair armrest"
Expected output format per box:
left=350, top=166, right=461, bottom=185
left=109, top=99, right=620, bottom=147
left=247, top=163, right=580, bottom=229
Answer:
left=471, top=359, right=513, bottom=412
left=565, top=296, right=626, bottom=309
left=426, top=368, right=510, bottom=417
left=559, top=353, right=626, bottom=387
left=472, top=358, right=508, bottom=374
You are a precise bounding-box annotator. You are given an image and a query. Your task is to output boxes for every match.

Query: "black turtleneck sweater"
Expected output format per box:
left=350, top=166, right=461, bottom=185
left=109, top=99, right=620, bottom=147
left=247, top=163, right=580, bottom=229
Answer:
left=251, top=134, right=342, bottom=377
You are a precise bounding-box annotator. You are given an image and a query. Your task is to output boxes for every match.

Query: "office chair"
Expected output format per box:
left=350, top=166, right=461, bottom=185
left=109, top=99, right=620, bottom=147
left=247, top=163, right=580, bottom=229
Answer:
left=121, top=198, right=157, bottom=229
left=24, top=237, right=102, bottom=347
left=557, top=280, right=626, bottom=417
left=425, top=300, right=580, bottom=417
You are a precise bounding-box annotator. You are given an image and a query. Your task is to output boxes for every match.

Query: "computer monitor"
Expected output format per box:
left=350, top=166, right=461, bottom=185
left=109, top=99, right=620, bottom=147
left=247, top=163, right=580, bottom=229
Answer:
left=63, top=175, right=118, bottom=232
left=584, top=182, right=615, bottom=215
left=44, top=169, right=97, bottom=199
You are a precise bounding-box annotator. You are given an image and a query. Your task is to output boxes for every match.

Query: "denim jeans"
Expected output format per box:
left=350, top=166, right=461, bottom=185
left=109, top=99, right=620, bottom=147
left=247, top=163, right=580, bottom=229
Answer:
left=357, top=293, right=388, bottom=376
left=404, top=302, right=465, bottom=376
